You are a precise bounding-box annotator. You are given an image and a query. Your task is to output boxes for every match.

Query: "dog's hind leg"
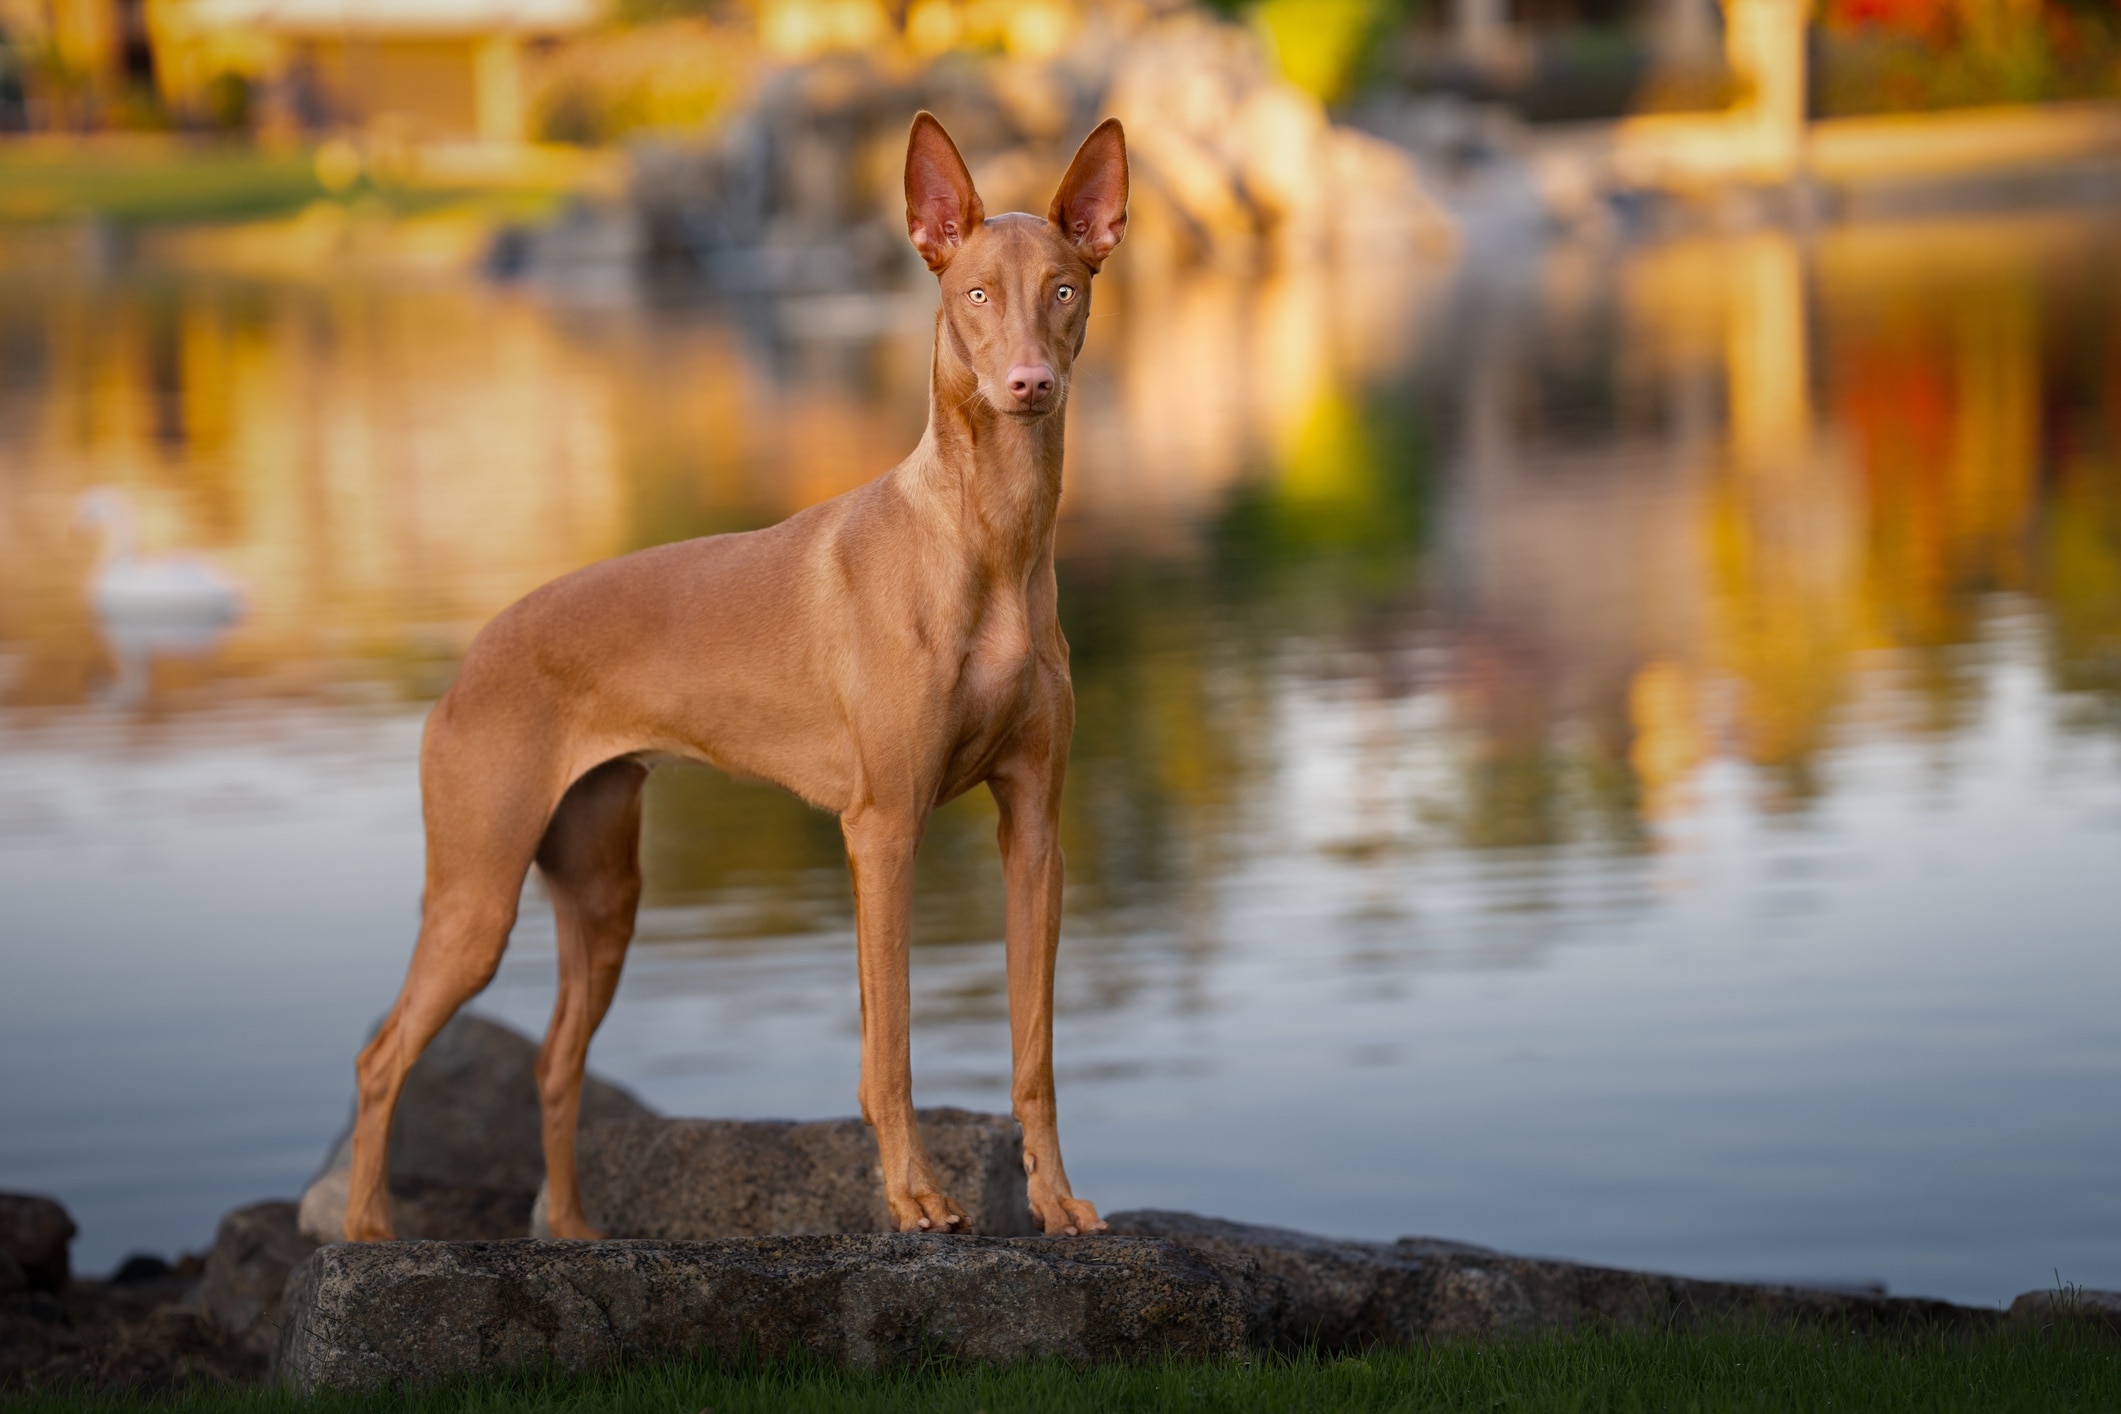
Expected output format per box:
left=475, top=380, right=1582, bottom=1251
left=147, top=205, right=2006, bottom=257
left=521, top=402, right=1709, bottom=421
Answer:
left=344, top=716, right=562, bottom=1242
left=531, top=757, right=648, bottom=1240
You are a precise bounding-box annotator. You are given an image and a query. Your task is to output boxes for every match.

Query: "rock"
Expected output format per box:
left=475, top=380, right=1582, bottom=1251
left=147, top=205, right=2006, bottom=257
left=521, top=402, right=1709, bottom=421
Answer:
left=1103, top=13, right=1455, bottom=270
left=2, top=1283, right=262, bottom=1396
left=100, top=1252, right=201, bottom=1311
left=1106, top=1209, right=1470, bottom=1347
left=2009, top=1288, right=2121, bottom=1336
left=0, top=1248, right=26, bottom=1296
left=298, top=1012, right=654, bottom=1243
left=271, top=1235, right=1249, bottom=1392
left=631, top=56, right=929, bottom=290
left=383, top=1176, right=542, bottom=1240
left=535, top=1108, right=1035, bottom=1239
left=1107, top=1210, right=1999, bottom=1347
left=1102, top=15, right=1270, bottom=268
left=0, top=1193, right=77, bottom=1294
left=110, top=1255, right=173, bottom=1284
left=194, top=1203, right=318, bottom=1356
left=1106, top=1208, right=1499, bottom=1348
left=299, top=1174, right=541, bottom=1245
left=1324, top=126, right=1459, bottom=257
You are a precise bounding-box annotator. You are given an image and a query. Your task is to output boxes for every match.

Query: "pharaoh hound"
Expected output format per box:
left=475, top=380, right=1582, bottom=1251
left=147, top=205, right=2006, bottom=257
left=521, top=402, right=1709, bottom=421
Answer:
left=343, top=112, right=1127, bottom=1242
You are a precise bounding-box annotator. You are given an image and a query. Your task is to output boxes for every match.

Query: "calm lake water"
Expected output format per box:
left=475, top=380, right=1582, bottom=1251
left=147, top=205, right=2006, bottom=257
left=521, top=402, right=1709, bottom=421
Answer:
left=2, top=212, right=2117, bottom=1305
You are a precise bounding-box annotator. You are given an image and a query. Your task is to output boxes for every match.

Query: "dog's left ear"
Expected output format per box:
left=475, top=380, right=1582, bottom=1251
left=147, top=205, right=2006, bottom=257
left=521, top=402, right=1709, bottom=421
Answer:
left=1048, top=119, right=1127, bottom=271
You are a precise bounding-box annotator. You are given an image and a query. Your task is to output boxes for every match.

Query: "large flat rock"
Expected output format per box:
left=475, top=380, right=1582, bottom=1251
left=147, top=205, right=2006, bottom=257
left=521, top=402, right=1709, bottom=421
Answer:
left=1106, top=1210, right=2000, bottom=1347
left=534, top=1109, right=1034, bottom=1238
left=272, top=1235, right=1247, bottom=1392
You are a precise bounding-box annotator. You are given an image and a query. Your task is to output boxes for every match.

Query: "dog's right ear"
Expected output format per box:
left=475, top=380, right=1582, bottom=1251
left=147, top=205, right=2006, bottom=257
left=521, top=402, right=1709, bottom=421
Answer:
left=905, top=112, right=984, bottom=273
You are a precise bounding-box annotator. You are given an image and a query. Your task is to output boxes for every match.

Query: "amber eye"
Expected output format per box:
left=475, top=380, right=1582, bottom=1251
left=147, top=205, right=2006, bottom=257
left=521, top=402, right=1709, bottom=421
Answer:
left=1055, top=285, right=1075, bottom=303
left=968, top=288, right=988, bottom=304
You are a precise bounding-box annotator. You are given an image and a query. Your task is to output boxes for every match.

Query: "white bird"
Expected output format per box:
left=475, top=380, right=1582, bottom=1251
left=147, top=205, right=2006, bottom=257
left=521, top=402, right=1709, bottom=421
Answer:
left=76, top=486, right=245, bottom=629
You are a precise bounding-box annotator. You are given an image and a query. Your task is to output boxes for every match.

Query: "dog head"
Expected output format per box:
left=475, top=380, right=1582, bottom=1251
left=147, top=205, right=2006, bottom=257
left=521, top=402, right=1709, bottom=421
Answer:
left=905, top=112, right=1127, bottom=420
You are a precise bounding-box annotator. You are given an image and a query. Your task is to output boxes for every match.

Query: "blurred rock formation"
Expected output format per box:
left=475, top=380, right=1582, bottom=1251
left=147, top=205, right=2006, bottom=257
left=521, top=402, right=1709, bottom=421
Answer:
left=0, top=1194, right=76, bottom=1294
left=192, top=1202, right=314, bottom=1357
left=1106, top=13, right=1457, bottom=268
left=629, top=9, right=1455, bottom=290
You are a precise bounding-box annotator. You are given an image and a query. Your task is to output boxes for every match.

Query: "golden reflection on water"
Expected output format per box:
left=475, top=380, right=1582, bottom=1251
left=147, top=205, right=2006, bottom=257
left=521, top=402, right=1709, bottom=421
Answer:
left=2, top=213, right=2118, bottom=902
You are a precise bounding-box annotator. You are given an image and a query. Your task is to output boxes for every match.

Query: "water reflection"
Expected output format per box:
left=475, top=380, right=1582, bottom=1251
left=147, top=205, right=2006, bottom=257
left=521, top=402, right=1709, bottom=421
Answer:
left=1, top=212, right=2118, bottom=1299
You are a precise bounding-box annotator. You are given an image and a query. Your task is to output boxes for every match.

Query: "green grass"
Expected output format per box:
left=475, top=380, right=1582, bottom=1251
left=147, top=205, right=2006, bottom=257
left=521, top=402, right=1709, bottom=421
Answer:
left=14, top=1322, right=2121, bottom=1414
left=0, top=142, right=325, bottom=226
left=0, top=141, right=574, bottom=229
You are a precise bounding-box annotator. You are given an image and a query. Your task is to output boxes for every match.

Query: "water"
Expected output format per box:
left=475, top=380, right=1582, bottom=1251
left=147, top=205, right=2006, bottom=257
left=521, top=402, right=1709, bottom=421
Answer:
left=1, top=212, right=2117, bottom=1305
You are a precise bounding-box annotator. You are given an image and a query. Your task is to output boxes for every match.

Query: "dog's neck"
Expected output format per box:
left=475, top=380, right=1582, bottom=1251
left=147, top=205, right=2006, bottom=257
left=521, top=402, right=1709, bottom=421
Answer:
left=908, top=326, right=1065, bottom=577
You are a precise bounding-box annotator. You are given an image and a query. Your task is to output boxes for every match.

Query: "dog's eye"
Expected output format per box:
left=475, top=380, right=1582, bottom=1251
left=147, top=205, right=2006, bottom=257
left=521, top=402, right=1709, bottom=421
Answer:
left=1055, top=285, right=1075, bottom=303
left=967, top=288, right=987, bottom=304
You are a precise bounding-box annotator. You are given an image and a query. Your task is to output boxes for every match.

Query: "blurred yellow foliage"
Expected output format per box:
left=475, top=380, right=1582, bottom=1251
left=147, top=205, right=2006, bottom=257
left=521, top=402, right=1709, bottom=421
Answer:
left=905, top=0, right=962, bottom=55
left=1003, top=0, right=1075, bottom=60
left=1251, top=0, right=1381, bottom=104
left=904, top=0, right=1075, bottom=59
left=529, top=19, right=755, bottom=144
left=1277, top=389, right=1372, bottom=509
left=758, top=0, right=892, bottom=59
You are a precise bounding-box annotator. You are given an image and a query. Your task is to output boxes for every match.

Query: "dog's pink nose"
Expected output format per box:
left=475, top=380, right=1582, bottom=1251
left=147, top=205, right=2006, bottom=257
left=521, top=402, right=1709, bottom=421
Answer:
left=1006, top=364, right=1056, bottom=407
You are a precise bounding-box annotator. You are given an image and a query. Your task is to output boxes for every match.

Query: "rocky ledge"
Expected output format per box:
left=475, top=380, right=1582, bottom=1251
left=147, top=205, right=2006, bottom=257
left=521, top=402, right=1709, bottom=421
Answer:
left=270, top=1235, right=1249, bottom=1393
left=1104, top=1210, right=2000, bottom=1349
left=13, top=1184, right=2121, bottom=1397
left=10, top=1013, right=2117, bottom=1396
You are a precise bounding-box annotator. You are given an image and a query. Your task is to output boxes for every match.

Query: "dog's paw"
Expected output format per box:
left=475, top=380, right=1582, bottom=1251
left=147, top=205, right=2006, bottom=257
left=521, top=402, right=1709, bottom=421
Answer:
left=890, top=1189, right=969, bottom=1233
left=342, top=1209, right=397, bottom=1243
left=1031, top=1192, right=1106, bottom=1237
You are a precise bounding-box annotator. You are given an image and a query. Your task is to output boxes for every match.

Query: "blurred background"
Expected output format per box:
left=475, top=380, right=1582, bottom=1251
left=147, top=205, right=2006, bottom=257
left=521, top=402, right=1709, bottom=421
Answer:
left=1, top=0, right=2118, bottom=1307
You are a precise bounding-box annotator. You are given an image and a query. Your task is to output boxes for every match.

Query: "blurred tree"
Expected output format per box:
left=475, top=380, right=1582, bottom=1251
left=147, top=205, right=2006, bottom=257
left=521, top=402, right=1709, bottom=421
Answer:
left=201, top=69, right=250, bottom=131
left=2043, top=454, right=2121, bottom=731
left=1253, top=0, right=1397, bottom=102
left=0, top=24, right=26, bottom=131
left=1823, top=0, right=1949, bottom=34
left=1817, top=0, right=2121, bottom=112
left=529, top=17, right=754, bottom=143
left=612, top=0, right=726, bottom=18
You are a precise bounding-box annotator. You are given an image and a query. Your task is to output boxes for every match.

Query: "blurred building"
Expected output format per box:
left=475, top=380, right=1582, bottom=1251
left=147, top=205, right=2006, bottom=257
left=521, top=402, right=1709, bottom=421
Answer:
left=0, top=0, right=596, bottom=137
left=161, top=0, right=596, bottom=139
left=0, top=0, right=159, bottom=126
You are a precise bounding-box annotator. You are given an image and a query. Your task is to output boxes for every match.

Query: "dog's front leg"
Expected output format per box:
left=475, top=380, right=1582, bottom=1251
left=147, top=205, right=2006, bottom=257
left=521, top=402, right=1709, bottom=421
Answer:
left=992, top=751, right=1107, bottom=1236
left=843, top=805, right=967, bottom=1232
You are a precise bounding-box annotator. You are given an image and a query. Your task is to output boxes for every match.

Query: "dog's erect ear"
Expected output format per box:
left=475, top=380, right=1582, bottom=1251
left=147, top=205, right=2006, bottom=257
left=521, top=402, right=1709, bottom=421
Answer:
left=1047, top=118, right=1128, bottom=270
left=905, top=112, right=984, bottom=273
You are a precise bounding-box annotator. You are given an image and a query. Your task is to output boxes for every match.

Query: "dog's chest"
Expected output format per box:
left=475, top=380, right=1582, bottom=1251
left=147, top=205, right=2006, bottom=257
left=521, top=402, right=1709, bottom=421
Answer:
left=943, top=584, right=1049, bottom=749
left=956, top=605, right=1035, bottom=715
